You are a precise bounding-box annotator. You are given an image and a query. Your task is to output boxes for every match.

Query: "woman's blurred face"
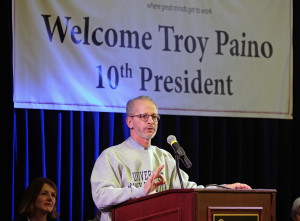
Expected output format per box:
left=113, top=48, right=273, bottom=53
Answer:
left=35, top=183, right=56, bottom=215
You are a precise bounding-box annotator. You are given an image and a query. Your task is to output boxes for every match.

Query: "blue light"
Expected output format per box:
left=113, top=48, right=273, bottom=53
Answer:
left=93, top=112, right=99, bottom=161
left=40, top=110, right=46, bottom=177
left=80, top=112, right=84, bottom=221
left=69, top=111, right=73, bottom=221
left=57, top=112, right=62, bottom=219
left=122, top=113, right=129, bottom=139
left=109, top=113, right=114, bottom=146
left=25, top=110, right=29, bottom=187
left=12, top=110, right=17, bottom=220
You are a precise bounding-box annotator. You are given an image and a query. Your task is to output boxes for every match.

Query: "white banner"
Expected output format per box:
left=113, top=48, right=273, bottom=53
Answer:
left=13, top=0, right=293, bottom=119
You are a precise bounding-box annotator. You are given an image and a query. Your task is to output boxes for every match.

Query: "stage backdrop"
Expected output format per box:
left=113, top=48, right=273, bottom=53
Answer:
left=13, top=0, right=293, bottom=119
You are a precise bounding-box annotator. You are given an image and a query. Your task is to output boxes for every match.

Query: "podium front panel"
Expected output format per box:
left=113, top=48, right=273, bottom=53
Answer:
left=112, top=189, right=276, bottom=221
left=112, top=189, right=195, bottom=221
left=196, top=189, right=276, bottom=221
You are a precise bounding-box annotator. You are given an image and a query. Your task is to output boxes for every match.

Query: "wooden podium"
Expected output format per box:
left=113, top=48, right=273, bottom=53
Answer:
left=112, top=189, right=276, bottom=221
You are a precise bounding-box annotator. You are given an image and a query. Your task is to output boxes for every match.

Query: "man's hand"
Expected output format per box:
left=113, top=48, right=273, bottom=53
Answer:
left=223, top=182, right=252, bottom=189
left=144, top=164, right=166, bottom=194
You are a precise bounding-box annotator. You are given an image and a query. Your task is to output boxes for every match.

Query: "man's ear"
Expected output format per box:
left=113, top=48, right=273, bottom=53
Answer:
left=126, top=117, right=133, bottom=129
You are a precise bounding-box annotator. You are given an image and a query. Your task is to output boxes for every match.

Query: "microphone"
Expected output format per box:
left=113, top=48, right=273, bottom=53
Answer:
left=167, top=135, right=192, bottom=169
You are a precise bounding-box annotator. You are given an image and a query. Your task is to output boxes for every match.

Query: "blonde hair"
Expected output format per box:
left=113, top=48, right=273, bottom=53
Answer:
left=291, top=197, right=300, bottom=217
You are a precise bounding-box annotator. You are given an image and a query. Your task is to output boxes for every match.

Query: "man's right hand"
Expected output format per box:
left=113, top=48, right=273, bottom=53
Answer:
left=144, top=164, right=166, bottom=194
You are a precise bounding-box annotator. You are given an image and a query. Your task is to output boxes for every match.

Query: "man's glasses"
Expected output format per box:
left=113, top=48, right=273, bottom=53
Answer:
left=130, top=113, right=160, bottom=122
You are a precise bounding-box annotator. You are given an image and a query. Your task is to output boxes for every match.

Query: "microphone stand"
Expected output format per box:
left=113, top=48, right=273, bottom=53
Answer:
left=174, top=151, right=184, bottom=189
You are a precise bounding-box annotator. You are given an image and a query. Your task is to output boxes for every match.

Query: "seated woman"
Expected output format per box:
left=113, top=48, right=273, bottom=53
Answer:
left=15, top=177, right=59, bottom=221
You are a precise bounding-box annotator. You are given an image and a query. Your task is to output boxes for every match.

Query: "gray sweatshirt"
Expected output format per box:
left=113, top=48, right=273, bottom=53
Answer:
left=91, top=137, right=198, bottom=221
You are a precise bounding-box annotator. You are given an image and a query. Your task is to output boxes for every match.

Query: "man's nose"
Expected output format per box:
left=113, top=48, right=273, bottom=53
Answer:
left=147, top=115, right=155, bottom=123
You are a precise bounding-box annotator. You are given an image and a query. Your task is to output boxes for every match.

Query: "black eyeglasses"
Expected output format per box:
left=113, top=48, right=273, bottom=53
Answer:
left=130, top=113, right=160, bottom=122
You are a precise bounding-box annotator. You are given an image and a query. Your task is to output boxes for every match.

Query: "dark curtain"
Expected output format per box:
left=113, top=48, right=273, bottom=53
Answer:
left=4, top=1, right=300, bottom=221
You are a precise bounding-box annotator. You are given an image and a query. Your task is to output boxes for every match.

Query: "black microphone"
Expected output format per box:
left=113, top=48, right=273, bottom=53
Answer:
left=167, top=135, right=192, bottom=169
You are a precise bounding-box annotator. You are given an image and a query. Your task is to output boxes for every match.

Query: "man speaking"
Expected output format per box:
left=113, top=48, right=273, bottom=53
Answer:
left=90, top=95, right=251, bottom=221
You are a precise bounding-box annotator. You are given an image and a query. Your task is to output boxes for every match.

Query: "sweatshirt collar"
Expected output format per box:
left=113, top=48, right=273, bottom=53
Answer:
left=129, top=137, right=152, bottom=150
